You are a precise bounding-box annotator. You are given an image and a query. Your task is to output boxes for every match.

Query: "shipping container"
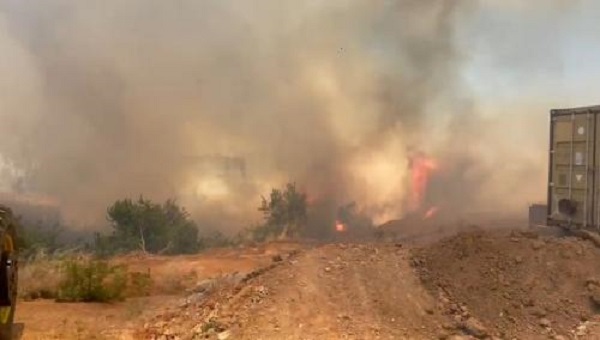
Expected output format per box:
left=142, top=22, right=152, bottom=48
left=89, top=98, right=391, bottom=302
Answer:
left=548, top=105, right=600, bottom=229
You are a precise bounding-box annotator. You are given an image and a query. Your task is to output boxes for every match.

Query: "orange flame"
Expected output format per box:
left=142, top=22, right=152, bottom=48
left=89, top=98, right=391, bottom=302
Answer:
left=423, top=206, right=439, bottom=220
left=409, top=154, right=438, bottom=212
left=335, top=220, right=346, bottom=232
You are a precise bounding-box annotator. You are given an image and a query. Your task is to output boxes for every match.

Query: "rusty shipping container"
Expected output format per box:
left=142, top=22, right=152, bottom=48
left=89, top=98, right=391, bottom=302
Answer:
left=548, top=105, right=600, bottom=229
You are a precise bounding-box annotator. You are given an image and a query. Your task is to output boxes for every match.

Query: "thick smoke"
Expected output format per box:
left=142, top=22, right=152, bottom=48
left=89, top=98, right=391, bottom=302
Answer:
left=0, top=0, right=580, bottom=232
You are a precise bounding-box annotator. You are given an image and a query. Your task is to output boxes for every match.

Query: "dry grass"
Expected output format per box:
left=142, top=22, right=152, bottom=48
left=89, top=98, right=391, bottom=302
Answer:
left=18, top=250, right=82, bottom=300
left=19, top=250, right=153, bottom=302
left=156, top=268, right=198, bottom=295
left=18, top=242, right=303, bottom=302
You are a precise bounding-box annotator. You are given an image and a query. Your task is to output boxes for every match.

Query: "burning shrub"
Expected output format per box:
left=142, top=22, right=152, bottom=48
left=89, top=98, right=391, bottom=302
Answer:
left=335, top=202, right=374, bottom=235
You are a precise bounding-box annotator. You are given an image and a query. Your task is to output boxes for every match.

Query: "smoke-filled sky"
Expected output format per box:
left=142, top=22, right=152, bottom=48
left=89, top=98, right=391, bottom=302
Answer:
left=0, top=0, right=598, bottom=231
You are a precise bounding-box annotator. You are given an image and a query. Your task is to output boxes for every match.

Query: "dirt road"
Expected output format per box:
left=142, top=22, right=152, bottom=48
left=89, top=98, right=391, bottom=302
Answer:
left=144, top=243, right=453, bottom=339
left=231, top=244, right=447, bottom=339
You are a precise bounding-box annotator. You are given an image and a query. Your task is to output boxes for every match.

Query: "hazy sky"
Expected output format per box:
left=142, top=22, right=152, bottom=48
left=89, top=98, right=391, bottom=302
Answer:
left=465, top=1, right=600, bottom=105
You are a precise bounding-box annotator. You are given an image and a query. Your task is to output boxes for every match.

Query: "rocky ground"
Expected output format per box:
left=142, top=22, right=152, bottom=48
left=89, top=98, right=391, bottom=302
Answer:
left=139, top=228, right=600, bottom=340
left=15, top=242, right=305, bottom=340
left=141, top=244, right=446, bottom=340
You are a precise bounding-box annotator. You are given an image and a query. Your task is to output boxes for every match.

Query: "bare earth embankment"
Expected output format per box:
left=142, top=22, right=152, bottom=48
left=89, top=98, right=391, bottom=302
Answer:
left=15, top=229, right=600, bottom=339
left=142, top=229, right=600, bottom=340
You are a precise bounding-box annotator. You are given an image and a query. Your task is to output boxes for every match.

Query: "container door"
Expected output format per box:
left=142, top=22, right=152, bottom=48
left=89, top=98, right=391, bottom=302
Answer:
left=549, top=112, right=595, bottom=227
left=595, top=111, right=600, bottom=230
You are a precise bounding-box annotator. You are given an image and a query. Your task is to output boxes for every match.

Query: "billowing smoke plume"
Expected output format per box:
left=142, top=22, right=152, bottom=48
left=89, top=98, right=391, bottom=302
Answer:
left=0, top=0, right=583, bottom=232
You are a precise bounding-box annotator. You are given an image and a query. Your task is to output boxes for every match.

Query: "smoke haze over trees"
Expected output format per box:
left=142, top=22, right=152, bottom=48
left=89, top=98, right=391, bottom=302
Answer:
left=0, top=1, right=598, bottom=232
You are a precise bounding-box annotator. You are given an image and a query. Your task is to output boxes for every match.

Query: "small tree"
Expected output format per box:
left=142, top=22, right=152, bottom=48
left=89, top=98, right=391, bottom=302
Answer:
left=96, top=197, right=199, bottom=255
left=258, top=183, right=307, bottom=240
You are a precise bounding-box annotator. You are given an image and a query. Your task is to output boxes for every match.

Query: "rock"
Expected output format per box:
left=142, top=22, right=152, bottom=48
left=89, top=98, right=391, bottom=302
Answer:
left=446, top=336, right=472, bottom=340
left=461, top=317, right=488, bottom=339
left=576, top=321, right=589, bottom=335
left=532, top=240, right=545, bottom=250
left=588, top=286, right=600, bottom=307
left=439, top=295, right=450, bottom=305
left=553, top=336, right=567, bottom=340
left=337, top=314, right=352, bottom=321
left=437, top=331, right=451, bottom=340
left=586, top=277, right=600, bottom=287
left=193, top=279, right=215, bottom=293
left=217, top=330, right=231, bottom=340
left=539, top=318, right=551, bottom=328
left=324, top=267, right=332, bottom=273
left=531, top=308, right=547, bottom=318
left=272, top=255, right=283, bottom=262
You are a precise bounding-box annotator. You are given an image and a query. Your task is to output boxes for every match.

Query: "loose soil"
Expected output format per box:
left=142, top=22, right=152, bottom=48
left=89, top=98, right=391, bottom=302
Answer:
left=15, top=242, right=305, bottom=340
left=142, top=229, right=600, bottom=340
left=16, top=229, right=600, bottom=339
left=413, top=229, right=600, bottom=339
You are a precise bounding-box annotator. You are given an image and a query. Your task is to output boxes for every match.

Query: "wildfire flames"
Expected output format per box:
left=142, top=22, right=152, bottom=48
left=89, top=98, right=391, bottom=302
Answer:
left=335, top=220, right=347, bottom=232
left=423, top=206, right=439, bottom=220
left=408, top=153, right=441, bottom=220
left=334, top=151, right=440, bottom=232
left=409, top=153, right=438, bottom=211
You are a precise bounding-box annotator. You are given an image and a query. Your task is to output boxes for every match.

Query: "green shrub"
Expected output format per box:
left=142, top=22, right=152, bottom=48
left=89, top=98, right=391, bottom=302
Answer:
left=96, top=197, right=200, bottom=256
left=57, top=260, right=128, bottom=303
left=257, top=182, right=307, bottom=240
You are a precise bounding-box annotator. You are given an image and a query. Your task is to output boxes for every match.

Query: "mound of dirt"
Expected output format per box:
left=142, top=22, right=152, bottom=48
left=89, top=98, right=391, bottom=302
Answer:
left=142, top=244, right=452, bottom=339
left=413, top=229, right=600, bottom=339
left=138, top=229, right=600, bottom=339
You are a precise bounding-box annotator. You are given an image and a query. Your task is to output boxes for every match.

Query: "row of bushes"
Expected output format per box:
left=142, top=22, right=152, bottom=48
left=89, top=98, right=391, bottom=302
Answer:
left=15, top=182, right=310, bottom=303
left=93, top=183, right=308, bottom=256
left=20, top=182, right=308, bottom=258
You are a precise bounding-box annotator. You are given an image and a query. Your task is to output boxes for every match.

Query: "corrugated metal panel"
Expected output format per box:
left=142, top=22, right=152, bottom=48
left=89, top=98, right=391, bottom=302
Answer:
left=548, top=105, right=600, bottom=229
